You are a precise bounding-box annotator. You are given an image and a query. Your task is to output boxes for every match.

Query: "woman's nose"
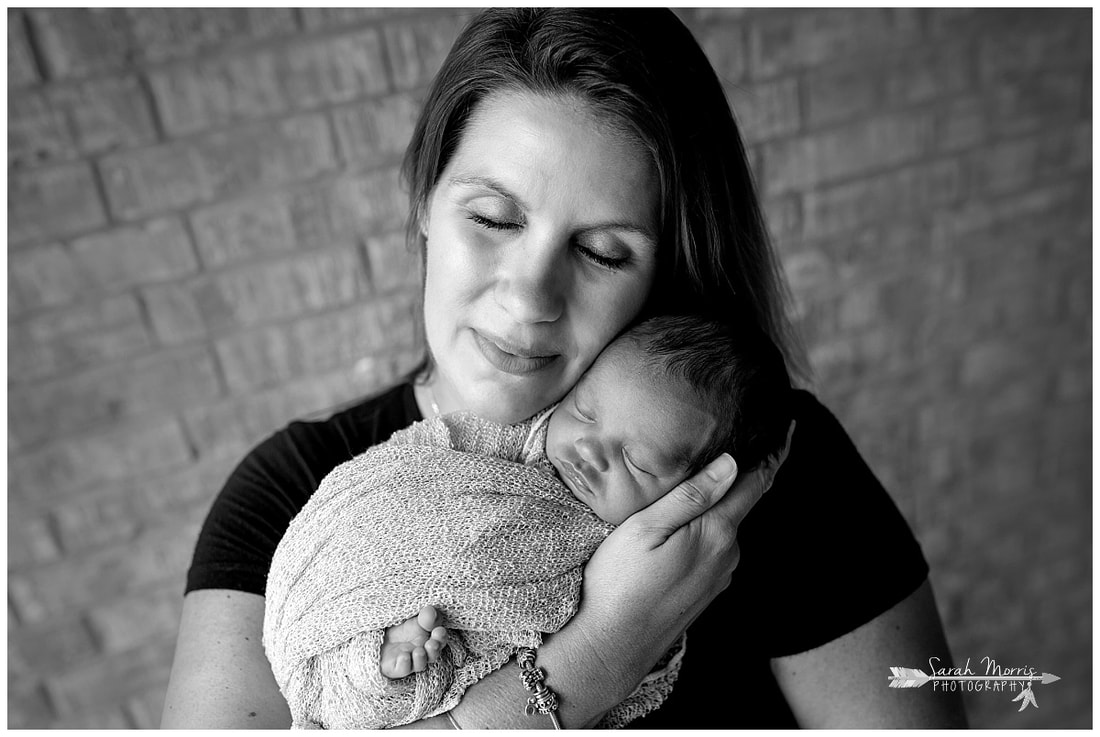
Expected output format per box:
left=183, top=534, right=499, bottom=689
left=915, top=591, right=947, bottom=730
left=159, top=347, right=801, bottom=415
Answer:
left=494, top=231, right=568, bottom=324
left=574, top=436, right=609, bottom=473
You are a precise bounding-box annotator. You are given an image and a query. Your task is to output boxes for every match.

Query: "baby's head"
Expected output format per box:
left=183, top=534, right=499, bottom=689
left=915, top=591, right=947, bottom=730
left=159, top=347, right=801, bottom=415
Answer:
left=545, top=313, right=793, bottom=525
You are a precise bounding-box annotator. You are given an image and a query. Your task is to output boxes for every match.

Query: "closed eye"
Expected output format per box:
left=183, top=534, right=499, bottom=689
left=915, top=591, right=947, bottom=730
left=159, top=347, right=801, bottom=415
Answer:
left=577, top=245, right=629, bottom=270
left=623, top=448, right=654, bottom=477
left=573, top=394, right=595, bottom=423
left=468, top=213, right=519, bottom=231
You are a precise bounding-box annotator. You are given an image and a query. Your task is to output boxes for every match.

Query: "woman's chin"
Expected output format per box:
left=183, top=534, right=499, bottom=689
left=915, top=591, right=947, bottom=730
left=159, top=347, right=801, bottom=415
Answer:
left=469, top=401, right=545, bottom=425
left=457, top=385, right=553, bottom=424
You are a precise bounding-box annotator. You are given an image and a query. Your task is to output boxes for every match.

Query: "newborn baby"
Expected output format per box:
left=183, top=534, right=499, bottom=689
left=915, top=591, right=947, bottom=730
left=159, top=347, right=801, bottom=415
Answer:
left=263, top=313, right=793, bottom=729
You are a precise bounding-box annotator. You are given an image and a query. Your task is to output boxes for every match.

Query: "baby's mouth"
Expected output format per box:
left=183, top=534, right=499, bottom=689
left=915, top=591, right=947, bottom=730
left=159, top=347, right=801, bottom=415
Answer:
left=557, top=458, right=592, bottom=498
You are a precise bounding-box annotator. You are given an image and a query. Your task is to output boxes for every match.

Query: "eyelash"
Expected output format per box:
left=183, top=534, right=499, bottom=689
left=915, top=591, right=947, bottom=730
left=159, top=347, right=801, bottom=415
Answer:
left=573, top=395, right=595, bottom=423
left=579, top=247, right=629, bottom=270
left=570, top=394, right=652, bottom=477
left=467, top=214, right=630, bottom=271
left=623, top=448, right=654, bottom=478
left=468, top=213, right=515, bottom=231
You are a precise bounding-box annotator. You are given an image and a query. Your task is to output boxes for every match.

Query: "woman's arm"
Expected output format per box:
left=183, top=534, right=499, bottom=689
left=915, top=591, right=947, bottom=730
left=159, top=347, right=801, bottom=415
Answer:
left=772, top=578, right=968, bottom=728
left=161, top=590, right=291, bottom=729
left=163, top=443, right=787, bottom=729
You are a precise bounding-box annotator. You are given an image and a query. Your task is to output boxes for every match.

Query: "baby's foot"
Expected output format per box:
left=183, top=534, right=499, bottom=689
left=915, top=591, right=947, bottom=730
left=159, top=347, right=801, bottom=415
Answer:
left=380, top=605, right=449, bottom=679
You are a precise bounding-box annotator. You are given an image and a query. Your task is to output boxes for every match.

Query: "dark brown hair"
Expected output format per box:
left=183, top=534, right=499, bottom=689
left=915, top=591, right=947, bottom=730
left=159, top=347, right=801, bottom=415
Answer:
left=401, top=8, right=807, bottom=381
left=625, top=313, right=794, bottom=474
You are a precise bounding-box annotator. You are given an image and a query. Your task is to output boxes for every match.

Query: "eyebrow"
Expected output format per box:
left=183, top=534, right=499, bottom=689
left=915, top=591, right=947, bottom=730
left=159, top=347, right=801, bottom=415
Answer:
left=447, top=175, right=529, bottom=211
left=447, top=174, right=658, bottom=245
left=595, top=221, right=658, bottom=247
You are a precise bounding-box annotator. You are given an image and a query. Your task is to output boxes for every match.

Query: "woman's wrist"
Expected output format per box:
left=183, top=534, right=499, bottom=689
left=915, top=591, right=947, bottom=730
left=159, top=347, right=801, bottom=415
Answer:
left=448, top=658, right=552, bottom=729
left=447, top=620, right=648, bottom=729
left=487, top=614, right=662, bottom=728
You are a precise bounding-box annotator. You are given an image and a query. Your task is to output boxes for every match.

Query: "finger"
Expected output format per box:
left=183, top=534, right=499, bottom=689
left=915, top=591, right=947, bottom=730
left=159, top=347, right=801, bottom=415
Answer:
left=707, top=423, right=797, bottom=528
left=632, top=453, right=738, bottom=538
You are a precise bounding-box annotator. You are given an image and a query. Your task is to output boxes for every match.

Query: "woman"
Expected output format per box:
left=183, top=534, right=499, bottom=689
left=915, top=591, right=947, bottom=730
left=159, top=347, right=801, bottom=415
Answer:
left=162, top=9, right=965, bottom=728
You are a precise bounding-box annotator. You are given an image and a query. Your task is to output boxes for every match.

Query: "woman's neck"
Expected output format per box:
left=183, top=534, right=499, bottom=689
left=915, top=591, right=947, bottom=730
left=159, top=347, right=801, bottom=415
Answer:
left=412, top=381, right=440, bottom=419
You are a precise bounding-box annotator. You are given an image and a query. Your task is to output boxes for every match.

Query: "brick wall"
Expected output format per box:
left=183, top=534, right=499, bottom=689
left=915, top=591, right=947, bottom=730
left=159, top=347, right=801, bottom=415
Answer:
left=7, top=8, right=1090, bottom=729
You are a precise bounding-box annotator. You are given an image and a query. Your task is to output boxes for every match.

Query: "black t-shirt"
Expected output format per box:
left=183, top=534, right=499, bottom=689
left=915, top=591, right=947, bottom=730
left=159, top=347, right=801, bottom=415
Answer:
left=186, top=384, right=928, bottom=728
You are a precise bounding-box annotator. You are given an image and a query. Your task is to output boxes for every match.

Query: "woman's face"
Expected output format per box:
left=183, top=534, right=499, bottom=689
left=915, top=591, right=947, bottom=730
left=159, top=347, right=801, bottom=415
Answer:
left=421, top=89, right=661, bottom=423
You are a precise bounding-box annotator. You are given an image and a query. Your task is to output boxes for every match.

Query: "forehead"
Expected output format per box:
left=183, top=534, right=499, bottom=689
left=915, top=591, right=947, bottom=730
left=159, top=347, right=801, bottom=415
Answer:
left=445, top=89, right=659, bottom=220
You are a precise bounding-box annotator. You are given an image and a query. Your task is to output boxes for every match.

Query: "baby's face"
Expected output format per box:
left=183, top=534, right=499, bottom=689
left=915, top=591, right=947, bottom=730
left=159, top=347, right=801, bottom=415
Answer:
left=545, top=341, right=718, bottom=525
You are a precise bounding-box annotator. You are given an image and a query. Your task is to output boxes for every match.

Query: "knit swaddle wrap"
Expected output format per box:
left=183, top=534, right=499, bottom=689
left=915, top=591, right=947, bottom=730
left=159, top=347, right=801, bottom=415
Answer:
left=264, top=410, right=684, bottom=729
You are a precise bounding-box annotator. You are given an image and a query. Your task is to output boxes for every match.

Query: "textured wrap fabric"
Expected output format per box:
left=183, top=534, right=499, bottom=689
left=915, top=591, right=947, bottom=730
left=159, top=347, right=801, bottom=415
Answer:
left=263, top=410, right=685, bottom=729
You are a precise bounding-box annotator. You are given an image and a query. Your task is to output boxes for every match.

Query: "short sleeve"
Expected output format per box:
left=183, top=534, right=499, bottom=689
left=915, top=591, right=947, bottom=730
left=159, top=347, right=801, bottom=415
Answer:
left=185, top=429, right=325, bottom=595
left=185, top=384, right=422, bottom=595
left=729, top=390, right=930, bottom=658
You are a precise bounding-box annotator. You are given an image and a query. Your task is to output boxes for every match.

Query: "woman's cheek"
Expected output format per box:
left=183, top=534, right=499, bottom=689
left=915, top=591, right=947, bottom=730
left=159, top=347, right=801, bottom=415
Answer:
left=446, top=226, right=501, bottom=285
left=427, top=226, right=485, bottom=304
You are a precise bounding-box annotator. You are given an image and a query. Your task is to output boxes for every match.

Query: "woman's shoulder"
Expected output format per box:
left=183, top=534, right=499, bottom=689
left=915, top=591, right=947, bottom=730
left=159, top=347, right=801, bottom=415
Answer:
left=787, top=387, right=845, bottom=432
left=781, top=388, right=872, bottom=469
left=727, top=387, right=929, bottom=657
left=185, top=382, right=422, bottom=595
left=277, top=382, right=423, bottom=461
left=251, top=381, right=423, bottom=501
left=760, top=387, right=898, bottom=513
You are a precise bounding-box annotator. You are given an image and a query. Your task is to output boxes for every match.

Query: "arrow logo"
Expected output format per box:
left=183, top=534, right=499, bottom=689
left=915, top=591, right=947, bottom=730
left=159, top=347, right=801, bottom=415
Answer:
left=888, top=667, right=1061, bottom=688
left=888, top=667, right=1061, bottom=711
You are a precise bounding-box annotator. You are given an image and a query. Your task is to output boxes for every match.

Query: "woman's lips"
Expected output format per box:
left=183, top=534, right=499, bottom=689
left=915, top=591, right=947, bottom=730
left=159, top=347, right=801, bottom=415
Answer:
left=472, top=330, right=559, bottom=375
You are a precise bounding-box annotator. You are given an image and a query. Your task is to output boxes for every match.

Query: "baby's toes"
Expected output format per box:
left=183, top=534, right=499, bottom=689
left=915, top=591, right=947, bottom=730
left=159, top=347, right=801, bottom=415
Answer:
left=424, top=638, right=443, bottom=663
left=417, top=605, right=441, bottom=632
left=381, top=648, right=413, bottom=679
left=425, top=626, right=449, bottom=663
left=411, top=645, right=428, bottom=673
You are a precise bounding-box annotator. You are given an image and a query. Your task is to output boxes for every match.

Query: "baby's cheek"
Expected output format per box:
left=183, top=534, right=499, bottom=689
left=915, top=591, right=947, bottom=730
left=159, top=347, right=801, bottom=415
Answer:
left=544, top=414, right=565, bottom=464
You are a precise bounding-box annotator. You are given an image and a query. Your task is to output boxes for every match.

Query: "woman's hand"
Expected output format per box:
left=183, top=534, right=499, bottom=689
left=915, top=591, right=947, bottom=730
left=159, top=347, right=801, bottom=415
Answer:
left=567, top=422, right=796, bottom=707
left=445, top=424, right=795, bottom=731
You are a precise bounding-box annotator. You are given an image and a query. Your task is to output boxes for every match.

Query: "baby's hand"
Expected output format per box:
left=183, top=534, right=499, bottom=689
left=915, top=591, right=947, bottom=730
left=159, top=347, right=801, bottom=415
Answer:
left=379, top=605, right=449, bottom=679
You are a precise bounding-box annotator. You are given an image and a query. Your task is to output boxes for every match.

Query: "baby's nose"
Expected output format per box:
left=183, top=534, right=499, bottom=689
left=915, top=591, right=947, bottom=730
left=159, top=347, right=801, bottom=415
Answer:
left=574, top=436, right=609, bottom=473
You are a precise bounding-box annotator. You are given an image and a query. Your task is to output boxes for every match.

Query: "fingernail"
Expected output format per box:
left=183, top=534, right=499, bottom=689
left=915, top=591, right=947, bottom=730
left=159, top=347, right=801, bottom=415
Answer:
left=705, top=453, right=737, bottom=482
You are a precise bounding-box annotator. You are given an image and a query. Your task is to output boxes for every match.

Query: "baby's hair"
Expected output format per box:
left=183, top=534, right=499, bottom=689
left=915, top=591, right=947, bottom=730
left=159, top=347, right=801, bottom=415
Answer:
left=623, top=313, right=794, bottom=474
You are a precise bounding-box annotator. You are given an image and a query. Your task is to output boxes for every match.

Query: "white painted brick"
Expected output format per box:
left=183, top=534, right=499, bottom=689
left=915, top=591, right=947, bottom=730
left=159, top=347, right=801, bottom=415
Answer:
left=9, top=346, right=223, bottom=447
left=10, top=163, right=107, bottom=244
left=333, top=92, right=421, bottom=167
left=70, top=218, right=200, bottom=292
left=8, top=9, right=40, bottom=87
left=127, top=7, right=298, bottom=64
left=365, top=230, right=422, bottom=292
left=190, top=193, right=296, bottom=268
left=9, top=418, right=193, bottom=500
left=383, top=15, right=466, bottom=90
left=8, top=243, right=82, bottom=314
